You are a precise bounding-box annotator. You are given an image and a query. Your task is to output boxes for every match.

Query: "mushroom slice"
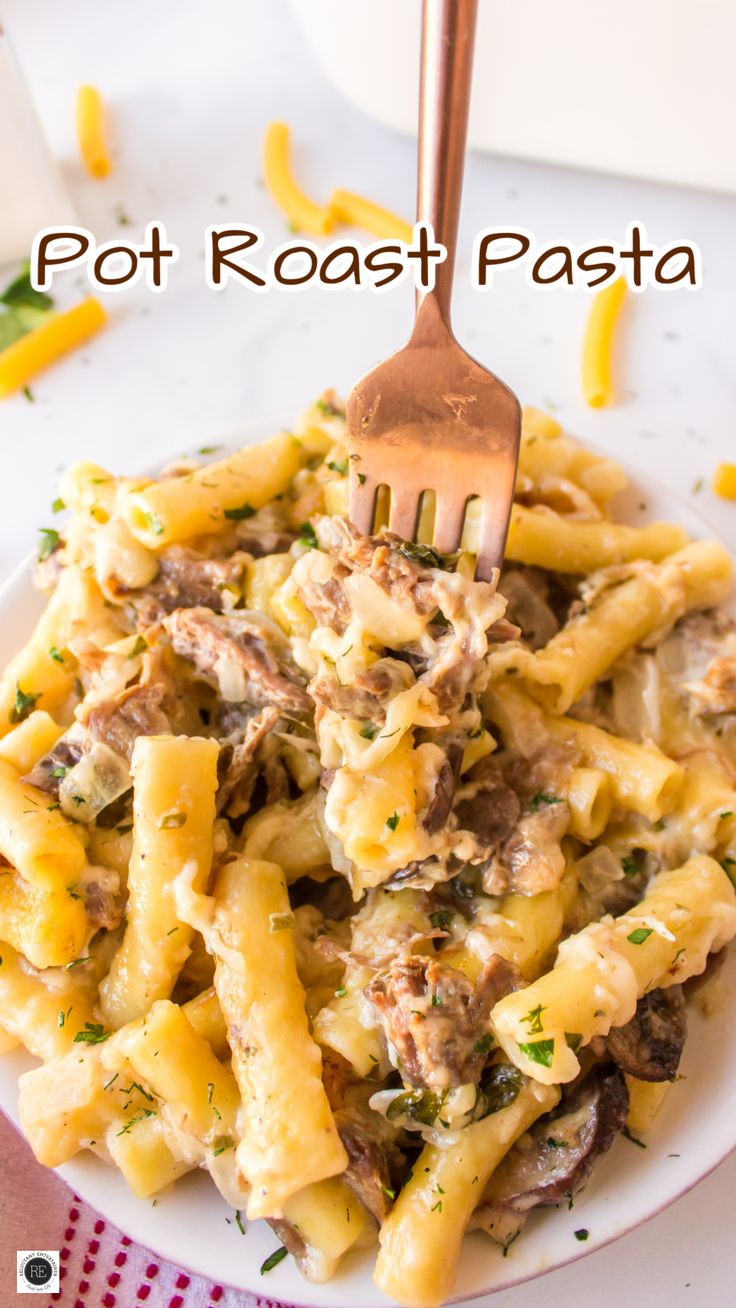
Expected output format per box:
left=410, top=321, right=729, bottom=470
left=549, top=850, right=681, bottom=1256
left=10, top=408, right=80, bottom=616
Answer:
left=472, top=1064, right=629, bottom=1246
left=606, top=985, right=687, bottom=1082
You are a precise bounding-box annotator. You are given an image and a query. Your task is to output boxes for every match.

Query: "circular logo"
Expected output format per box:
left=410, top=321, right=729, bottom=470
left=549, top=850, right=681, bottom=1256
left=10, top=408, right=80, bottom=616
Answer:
left=20, top=1253, right=57, bottom=1289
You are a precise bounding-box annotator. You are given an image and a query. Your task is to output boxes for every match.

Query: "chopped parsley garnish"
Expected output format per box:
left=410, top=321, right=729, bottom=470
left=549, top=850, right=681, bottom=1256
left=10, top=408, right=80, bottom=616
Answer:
left=50, top=765, right=68, bottom=779
left=51, top=497, right=66, bottom=514
left=316, top=397, right=341, bottom=417
left=128, top=635, right=148, bottom=658
left=143, top=511, right=164, bottom=537
left=546, top=1137, right=566, bottom=1148
left=430, top=1199, right=443, bottom=1213
left=48, top=646, right=64, bottom=664
left=429, top=910, right=455, bottom=932
left=517, top=1038, right=555, bottom=1068
left=327, top=459, right=348, bottom=476
left=359, top=720, right=379, bottom=740
left=235, top=1209, right=246, bottom=1235
left=522, top=1004, right=546, bottom=1034
left=622, top=849, right=646, bottom=878
left=720, top=811, right=734, bottom=820
left=474, top=1033, right=493, bottom=1054
left=574, top=1228, right=589, bottom=1242
left=1, top=264, right=53, bottom=311
left=73, top=1022, right=110, bottom=1044
left=37, top=527, right=60, bottom=561
left=565, top=1032, right=583, bottom=1051
left=622, top=1124, right=647, bottom=1148
left=211, top=1135, right=234, bottom=1156
left=58, top=1006, right=72, bottom=1028
left=396, top=541, right=456, bottom=570
left=298, top=521, right=318, bottom=549
left=386, top=811, right=400, bottom=832
left=223, top=502, right=256, bottom=521
left=381, top=1183, right=396, bottom=1201
left=197, top=444, right=222, bottom=456
left=103, top=1073, right=119, bottom=1092
left=530, top=793, right=562, bottom=812
left=11, top=683, right=41, bottom=723
left=431, top=992, right=442, bottom=1007
left=720, top=857, right=736, bottom=890
left=335, top=985, right=347, bottom=999
left=65, top=956, right=91, bottom=970
left=116, top=1108, right=156, bottom=1135
left=626, top=927, right=653, bottom=945
left=260, top=1247, right=288, bottom=1275
left=159, top=811, right=187, bottom=829
left=67, top=882, right=81, bottom=900
left=357, top=472, right=366, bottom=484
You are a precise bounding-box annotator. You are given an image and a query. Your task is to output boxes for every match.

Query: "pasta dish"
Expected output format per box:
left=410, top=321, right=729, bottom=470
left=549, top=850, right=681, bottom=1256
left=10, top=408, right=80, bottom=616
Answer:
left=0, top=397, right=734, bottom=1307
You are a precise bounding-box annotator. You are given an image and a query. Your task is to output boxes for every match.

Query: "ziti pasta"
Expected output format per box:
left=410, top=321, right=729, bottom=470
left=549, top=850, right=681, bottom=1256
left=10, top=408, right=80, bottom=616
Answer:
left=2, top=395, right=735, bottom=1307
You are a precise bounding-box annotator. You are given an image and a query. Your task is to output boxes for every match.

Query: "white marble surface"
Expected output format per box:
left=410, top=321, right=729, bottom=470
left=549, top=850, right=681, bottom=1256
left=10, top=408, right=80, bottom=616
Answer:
left=0, top=2, right=735, bottom=1305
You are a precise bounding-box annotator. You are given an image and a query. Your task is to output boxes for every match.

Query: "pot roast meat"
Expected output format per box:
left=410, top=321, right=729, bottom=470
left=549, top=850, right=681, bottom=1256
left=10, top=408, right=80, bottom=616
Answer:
left=23, top=683, right=169, bottom=795
left=422, top=744, right=464, bottom=835
left=134, top=546, right=250, bottom=622
left=216, top=704, right=281, bottom=813
left=83, top=683, right=170, bottom=759
left=365, top=954, right=519, bottom=1091
left=474, top=1063, right=629, bottom=1244
left=321, top=1050, right=407, bottom=1224
left=454, top=777, right=521, bottom=852
left=606, top=986, right=687, bottom=1082
left=310, top=657, right=416, bottom=722
left=164, top=606, right=311, bottom=715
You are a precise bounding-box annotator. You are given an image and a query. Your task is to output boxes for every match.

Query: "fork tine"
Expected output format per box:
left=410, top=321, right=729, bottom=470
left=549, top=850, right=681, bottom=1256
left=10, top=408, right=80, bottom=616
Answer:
left=388, top=485, right=421, bottom=541
left=475, top=500, right=509, bottom=581
left=349, top=473, right=378, bottom=536
left=433, top=493, right=467, bottom=555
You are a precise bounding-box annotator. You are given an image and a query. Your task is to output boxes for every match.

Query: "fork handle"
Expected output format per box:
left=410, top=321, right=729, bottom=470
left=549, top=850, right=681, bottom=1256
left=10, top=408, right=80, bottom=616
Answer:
left=414, top=0, right=478, bottom=331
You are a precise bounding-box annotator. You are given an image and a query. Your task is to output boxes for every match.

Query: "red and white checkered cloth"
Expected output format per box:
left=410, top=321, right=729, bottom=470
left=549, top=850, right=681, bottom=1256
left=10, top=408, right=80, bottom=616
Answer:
left=0, top=1113, right=280, bottom=1308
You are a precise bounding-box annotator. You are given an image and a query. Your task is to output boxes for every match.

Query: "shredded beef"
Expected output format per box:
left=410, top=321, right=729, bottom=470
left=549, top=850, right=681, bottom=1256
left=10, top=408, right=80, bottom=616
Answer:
left=164, top=606, right=311, bottom=715
left=365, top=953, right=519, bottom=1090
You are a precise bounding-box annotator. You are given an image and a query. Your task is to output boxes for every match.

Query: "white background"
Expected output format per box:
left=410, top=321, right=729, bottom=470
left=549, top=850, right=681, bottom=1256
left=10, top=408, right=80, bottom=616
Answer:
left=1, top=2, right=735, bottom=1305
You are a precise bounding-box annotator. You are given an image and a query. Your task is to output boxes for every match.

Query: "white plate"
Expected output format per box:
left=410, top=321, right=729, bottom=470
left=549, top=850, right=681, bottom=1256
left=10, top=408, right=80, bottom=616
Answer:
left=0, top=417, right=735, bottom=1308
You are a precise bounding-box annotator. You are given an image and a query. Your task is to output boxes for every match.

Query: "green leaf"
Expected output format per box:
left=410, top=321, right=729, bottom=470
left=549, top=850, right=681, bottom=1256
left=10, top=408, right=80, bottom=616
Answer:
left=260, top=1247, right=288, bottom=1275
left=517, top=1038, right=555, bottom=1068
left=720, top=857, right=736, bottom=891
left=223, top=502, right=256, bottom=521
left=429, top=910, right=455, bottom=932
left=298, top=521, right=318, bottom=549
left=626, top=927, right=653, bottom=945
left=37, top=527, right=60, bottom=561
left=473, top=1033, right=493, bottom=1055
left=622, top=849, right=646, bottom=878
left=11, top=683, right=40, bottom=723
left=622, top=1124, right=647, bottom=1148
left=359, top=721, right=378, bottom=741
left=0, top=262, right=53, bottom=310
left=327, top=459, right=348, bottom=476
left=395, top=541, right=456, bottom=570
left=73, top=1022, right=111, bottom=1044
left=530, top=793, right=562, bottom=812
left=48, top=646, right=64, bottom=664
left=386, top=811, right=400, bottom=832
left=522, top=1003, right=546, bottom=1034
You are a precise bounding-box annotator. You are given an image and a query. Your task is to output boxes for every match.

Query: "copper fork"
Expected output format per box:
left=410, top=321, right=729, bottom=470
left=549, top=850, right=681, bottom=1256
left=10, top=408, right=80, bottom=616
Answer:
left=347, top=0, right=521, bottom=580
